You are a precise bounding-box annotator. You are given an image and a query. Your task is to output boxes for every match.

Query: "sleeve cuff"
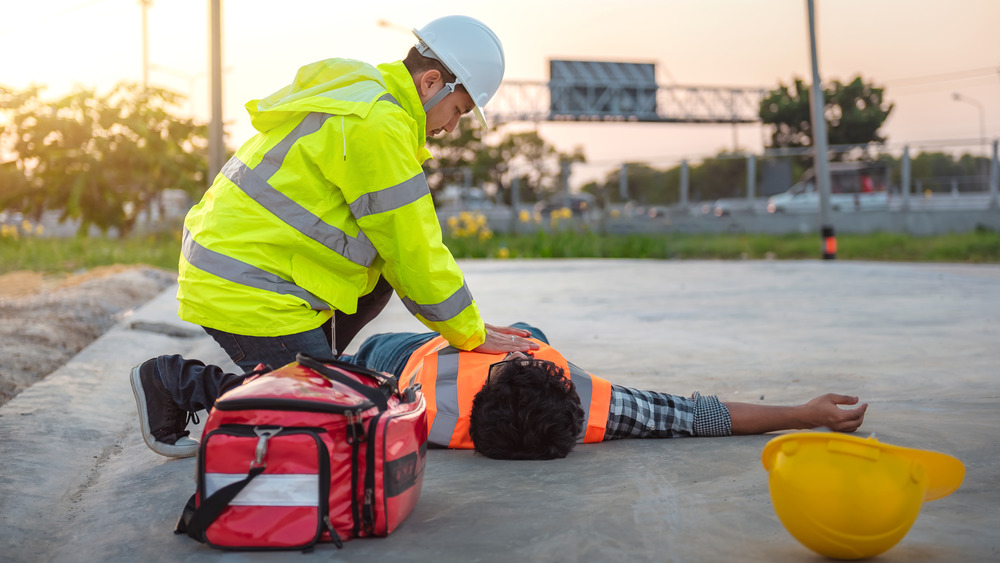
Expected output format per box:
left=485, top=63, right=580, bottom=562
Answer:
left=691, top=392, right=732, bottom=437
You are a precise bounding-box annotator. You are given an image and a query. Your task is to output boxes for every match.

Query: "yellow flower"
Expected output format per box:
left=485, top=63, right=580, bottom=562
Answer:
left=447, top=216, right=459, bottom=229
left=497, top=247, right=510, bottom=259
left=519, top=210, right=531, bottom=223
left=22, top=219, right=32, bottom=232
left=35, top=224, right=44, bottom=235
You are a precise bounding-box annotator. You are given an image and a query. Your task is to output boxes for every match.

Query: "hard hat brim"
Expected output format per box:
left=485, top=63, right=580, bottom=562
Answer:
left=761, top=432, right=965, bottom=501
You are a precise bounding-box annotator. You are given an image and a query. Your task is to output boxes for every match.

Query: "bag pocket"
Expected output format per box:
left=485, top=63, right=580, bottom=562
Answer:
left=198, top=424, right=332, bottom=550
left=364, top=396, right=428, bottom=537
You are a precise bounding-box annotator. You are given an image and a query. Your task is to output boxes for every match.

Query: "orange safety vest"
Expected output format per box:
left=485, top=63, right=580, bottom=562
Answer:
left=399, top=336, right=612, bottom=449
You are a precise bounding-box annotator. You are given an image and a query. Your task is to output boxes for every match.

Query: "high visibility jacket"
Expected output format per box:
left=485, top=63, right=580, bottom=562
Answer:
left=177, top=59, right=486, bottom=350
left=399, top=336, right=613, bottom=448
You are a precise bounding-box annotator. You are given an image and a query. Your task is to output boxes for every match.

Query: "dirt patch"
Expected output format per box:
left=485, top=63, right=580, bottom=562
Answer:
left=0, top=266, right=177, bottom=406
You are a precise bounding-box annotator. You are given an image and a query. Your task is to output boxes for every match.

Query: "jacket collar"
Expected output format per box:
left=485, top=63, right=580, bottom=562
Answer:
left=377, top=61, right=430, bottom=154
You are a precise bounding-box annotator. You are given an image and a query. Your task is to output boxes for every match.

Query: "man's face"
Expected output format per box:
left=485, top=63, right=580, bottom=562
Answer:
left=486, top=352, right=541, bottom=383
left=425, top=88, right=475, bottom=137
left=419, top=70, right=475, bottom=137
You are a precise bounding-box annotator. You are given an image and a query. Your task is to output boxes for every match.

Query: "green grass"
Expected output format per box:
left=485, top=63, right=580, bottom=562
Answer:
left=0, top=229, right=182, bottom=274
left=2, top=227, right=998, bottom=276
left=444, top=229, right=1000, bottom=263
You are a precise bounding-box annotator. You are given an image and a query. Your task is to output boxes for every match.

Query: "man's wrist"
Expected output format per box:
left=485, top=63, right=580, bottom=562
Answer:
left=792, top=404, right=813, bottom=429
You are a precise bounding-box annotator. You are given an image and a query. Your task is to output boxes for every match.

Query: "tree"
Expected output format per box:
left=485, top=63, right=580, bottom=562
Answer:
left=588, top=163, right=676, bottom=206
left=587, top=151, right=751, bottom=206
left=423, top=118, right=487, bottom=195
left=759, top=76, right=893, bottom=156
left=423, top=119, right=584, bottom=204
left=0, top=83, right=207, bottom=236
left=689, top=153, right=751, bottom=201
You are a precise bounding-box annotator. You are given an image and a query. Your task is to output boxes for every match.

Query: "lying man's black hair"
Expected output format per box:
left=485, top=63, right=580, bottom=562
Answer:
left=469, top=360, right=584, bottom=460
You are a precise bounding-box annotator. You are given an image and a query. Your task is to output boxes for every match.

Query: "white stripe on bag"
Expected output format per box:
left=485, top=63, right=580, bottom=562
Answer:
left=205, top=473, right=320, bottom=507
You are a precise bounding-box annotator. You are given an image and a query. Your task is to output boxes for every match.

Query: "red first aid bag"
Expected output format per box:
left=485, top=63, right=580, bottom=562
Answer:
left=175, top=353, right=427, bottom=551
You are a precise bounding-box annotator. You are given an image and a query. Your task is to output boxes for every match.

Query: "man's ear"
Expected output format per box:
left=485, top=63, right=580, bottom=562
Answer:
left=417, top=69, right=442, bottom=100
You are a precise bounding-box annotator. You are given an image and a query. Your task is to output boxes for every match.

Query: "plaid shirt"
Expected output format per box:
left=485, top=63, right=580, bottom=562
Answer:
left=604, top=385, right=732, bottom=440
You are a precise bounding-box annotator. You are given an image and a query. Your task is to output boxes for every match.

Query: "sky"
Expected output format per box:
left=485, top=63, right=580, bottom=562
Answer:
left=2, top=0, right=998, bottom=187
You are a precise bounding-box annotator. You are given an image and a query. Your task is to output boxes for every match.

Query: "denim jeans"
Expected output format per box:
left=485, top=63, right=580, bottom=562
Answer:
left=342, top=321, right=549, bottom=377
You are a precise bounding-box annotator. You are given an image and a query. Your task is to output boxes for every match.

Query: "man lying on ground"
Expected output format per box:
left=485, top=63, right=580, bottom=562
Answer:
left=131, top=323, right=867, bottom=460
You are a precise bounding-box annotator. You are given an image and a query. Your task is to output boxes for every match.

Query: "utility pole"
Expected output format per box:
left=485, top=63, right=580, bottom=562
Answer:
left=140, top=0, right=152, bottom=88
left=208, top=0, right=225, bottom=184
left=806, top=0, right=835, bottom=260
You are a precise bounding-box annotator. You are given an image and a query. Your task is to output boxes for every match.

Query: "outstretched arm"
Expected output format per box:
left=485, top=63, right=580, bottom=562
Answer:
left=726, top=393, right=867, bottom=435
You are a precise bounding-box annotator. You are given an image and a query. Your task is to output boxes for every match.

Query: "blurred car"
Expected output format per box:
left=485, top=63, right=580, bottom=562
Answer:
left=710, top=198, right=769, bottom=216
left=767, top=162, right=891, bottom=213
left=533, top=193, right=595, bottom=216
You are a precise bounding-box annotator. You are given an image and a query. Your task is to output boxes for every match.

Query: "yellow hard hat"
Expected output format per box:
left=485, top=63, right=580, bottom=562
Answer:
left=761, top=432, right=964, bottom=560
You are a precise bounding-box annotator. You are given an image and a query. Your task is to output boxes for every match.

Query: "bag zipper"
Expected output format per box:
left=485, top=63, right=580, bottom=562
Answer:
left=214, top=397, right=374, bottom=414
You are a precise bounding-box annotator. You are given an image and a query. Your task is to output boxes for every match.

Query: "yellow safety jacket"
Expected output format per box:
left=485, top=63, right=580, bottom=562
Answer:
left=398, top=336, right=613, bottom=448
left=178, top=59, right=486, bottom=350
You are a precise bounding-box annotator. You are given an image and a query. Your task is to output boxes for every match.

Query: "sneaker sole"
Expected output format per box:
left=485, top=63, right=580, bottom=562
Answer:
left=130, top=364, right=199, bottom=459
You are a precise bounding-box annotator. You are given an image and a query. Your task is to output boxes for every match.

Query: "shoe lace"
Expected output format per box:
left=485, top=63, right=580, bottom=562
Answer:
left=186, top=411, right=200, bottom=426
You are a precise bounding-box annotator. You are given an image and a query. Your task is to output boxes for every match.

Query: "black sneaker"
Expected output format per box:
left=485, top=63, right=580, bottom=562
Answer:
left=129, top=359, right=199, bottom=458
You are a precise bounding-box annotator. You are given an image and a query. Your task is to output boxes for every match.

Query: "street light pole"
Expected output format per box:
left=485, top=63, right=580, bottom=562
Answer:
left=140, top=0, right=152, bottom=89
left=952, top=92, right=987, bottom=157
left=208, top=0, right=224, bottom=185
left=806, top=0, right=835, bottom=259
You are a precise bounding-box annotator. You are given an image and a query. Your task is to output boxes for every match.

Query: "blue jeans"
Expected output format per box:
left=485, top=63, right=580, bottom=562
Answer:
left=205, top=276, right=395, bottom=372
left=342, top=322, right=549, bottom=376
left=158, top=318, right=547, bottom=413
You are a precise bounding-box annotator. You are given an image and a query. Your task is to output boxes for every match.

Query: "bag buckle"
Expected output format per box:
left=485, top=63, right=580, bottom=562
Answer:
left=345, top=410, right=366, bottom=444
left=403, top=383, right=421, bottom=403
left=362, top=488, right=375, bottom=529
left=250, top=426, right=283, bottom=469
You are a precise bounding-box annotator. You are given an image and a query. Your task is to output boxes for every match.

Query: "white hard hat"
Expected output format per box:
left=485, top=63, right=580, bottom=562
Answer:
left=412, top=15, right=505, bottom=130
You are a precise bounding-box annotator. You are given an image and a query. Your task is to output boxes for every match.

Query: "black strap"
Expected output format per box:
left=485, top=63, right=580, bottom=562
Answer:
left=298, top=352, right=399, bottom=396
left=362, top=412, right=383, bottom=534
left=296, top=353, right=390, bottom=411
left=183, top=466, right=266, bottom=542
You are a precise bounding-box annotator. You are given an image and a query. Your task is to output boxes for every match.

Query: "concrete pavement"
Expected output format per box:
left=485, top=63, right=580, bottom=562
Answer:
left=1, top=259, right=998, bottom=562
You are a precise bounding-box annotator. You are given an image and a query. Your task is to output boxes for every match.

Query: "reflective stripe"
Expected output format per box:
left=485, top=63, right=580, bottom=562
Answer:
left=182, top=228, right=330, bottom=310
left=222, top=158, right=378, bottom=267
left=377, top=93, right=400, bottom=106
left=400, top=281, right=474, bottom=323
left=255, top=112, right=330, bottom=179
left=567, top=362, right=593, bottom=442
left=349, top=173, right=430, bottom=219
left=205, top=473, right=319, bottom=507
left=427, top=347, right=460, bottom=446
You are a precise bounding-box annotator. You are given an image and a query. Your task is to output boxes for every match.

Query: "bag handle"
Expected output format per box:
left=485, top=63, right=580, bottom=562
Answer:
left=296, top=353, right=390, bottom=411
left=298, top=352, right=399, bottom=391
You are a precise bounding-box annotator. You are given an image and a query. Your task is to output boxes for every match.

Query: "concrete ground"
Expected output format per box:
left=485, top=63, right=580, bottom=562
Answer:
left=1, top=259, right=997, bottom=562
